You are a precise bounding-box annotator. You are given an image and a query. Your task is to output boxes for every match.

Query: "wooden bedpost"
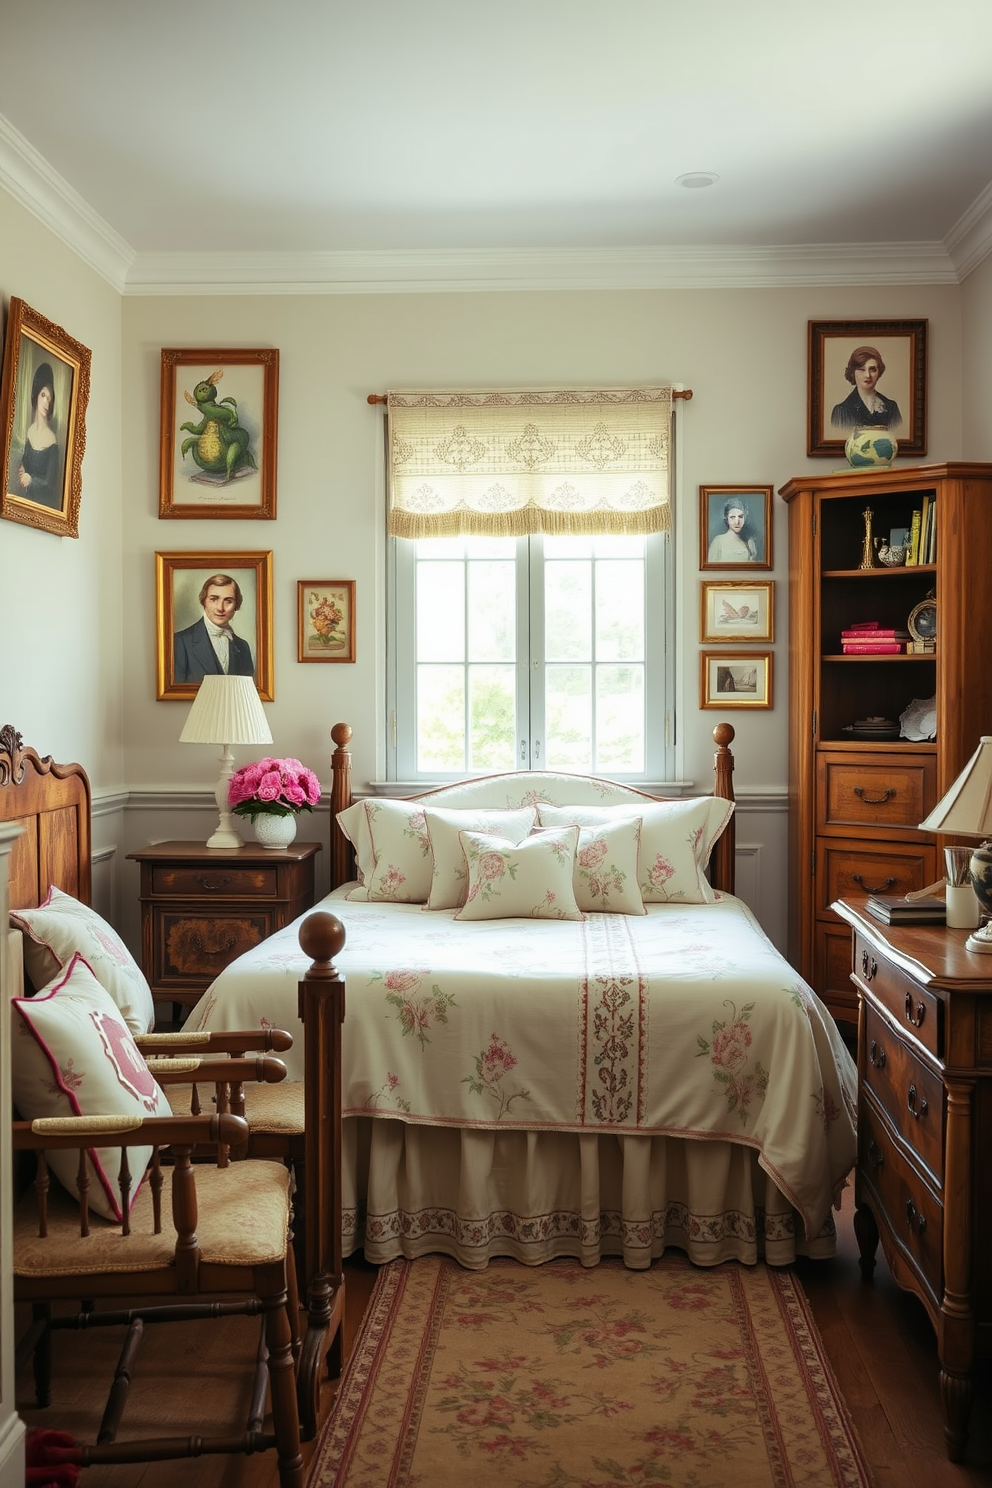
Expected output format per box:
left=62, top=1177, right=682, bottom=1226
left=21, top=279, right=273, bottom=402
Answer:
left=709, top=722, right=736, bottom=896
left=328, top=723, right=353, bottom=890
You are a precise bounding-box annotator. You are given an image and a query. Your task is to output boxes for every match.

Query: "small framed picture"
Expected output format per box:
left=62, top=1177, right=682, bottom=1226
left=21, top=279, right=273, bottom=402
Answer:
left=159, top=348, right=279, bottom=519
left=700, top=580, right=774, bottom=643
left=0, top=297, right=91, bottom=538
left=807, top=319, right=927, bottom=459
left=699, top=485, right=773, bottom=570
left=155, top=551, right=274, bottom=701
left=297, top=580, right=356, bottom=663
left=700, top=651, right=773, bottom=710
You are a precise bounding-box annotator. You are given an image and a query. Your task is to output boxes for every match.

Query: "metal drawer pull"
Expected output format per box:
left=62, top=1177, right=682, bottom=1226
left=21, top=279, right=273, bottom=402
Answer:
left=868, top=1040, right=886, bottom=1069
left=907, top=1083, right=928, bottom=1119
left=854, top=786, right=895, bottom=805
left=905, top=1199, right=927, bottom=1236
left=852, top=873, right=896, bottom=894
left=904, top=993, right=926, bottom=1028
left=195, top=875, right=233, bottom=891
left=866, top=1139, right=884, bottom=1170
left=861, top=951, right=877, bottom=982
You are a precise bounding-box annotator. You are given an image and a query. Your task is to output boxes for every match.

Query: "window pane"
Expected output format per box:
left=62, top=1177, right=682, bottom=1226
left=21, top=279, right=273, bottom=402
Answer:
left=545, top=560, right=591, bottom=662
left=468, top=665, right=517, bottom=771
left=417, top=665, right=466, bottom=772
left=467, top=561, right=516, bottom=662
left=596, top=665, right=644, bottom=773
left=417, top=562, right=464, bottom=662
left=544, top=664, right=592, bottom=771
left=596, top=560, right=644, bottom=662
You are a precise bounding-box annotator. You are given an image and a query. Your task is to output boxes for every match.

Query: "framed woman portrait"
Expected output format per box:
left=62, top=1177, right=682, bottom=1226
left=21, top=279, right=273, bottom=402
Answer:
left=0, top=297, right=91, bottom=538
left=297, top=580, right=356, bottom=663
left=156, top=550, right=274, bottom=702
left=700, top=580, right=774, bottom=644
left=159, top=348, right=279, bottom=520
left=807, top=319, right=927, bottom=458
left=700, top=651, right=773, bottom=710
left=699, top=485, right=772, bottom=570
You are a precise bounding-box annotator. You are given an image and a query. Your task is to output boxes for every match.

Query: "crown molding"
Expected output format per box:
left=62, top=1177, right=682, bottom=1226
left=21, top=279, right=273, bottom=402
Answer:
left=945, top=180, right=992, bottom=281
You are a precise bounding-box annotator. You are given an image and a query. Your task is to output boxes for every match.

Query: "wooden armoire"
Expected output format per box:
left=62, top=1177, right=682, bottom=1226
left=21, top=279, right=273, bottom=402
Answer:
left=779, top=463, right=992, bottom=1028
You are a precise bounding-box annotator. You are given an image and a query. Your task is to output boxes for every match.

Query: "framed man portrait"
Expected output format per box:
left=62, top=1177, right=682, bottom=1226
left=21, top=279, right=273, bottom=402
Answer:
left=700, top=651, right=773, bottom=710
left=699, top=485, right=772, bottom=570
left=159, top=348, right=279, bottom=520
left=156, top=550, right=274, bottom=701
left=807, top=319, right=927, bottom=458
left=0, top=297, right=91, bottom=538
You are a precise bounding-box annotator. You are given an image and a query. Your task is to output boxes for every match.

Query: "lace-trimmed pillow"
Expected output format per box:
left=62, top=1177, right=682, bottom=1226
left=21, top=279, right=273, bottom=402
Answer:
left=422, top=806, right=538, bottom=910
left=455, top=827, right=583, bottom=922
left=344, top=798, right=433, bottom=903
left=11, top=954, right=169, bottom=1221
left=12, top=886, right=155, bottom=1034
left=573, top=818, right=645, bottom=914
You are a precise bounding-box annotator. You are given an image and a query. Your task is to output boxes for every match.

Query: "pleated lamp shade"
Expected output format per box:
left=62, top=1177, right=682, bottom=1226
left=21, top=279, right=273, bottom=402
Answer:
left=919, top=736, right=992, bottom=951
left=180, top=676, right=272, bottom=848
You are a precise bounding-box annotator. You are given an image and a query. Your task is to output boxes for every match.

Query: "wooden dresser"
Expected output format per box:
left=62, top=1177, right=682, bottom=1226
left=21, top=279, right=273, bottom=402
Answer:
left=833, top=895, right=992, bottom=1460
left=128, top=840, right=321, bottom=1014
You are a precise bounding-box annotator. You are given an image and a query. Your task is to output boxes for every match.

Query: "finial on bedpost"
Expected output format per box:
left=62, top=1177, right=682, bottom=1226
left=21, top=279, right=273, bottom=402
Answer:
left=299, top=911, right=346, bottom=978
left=710, top=723, right=736, bottom=896
left=329, top=724, right=353, bottom=890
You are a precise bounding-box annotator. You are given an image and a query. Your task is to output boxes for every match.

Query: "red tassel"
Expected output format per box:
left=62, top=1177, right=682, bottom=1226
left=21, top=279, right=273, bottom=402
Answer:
left=24, top=1429, right=81, bottom=1487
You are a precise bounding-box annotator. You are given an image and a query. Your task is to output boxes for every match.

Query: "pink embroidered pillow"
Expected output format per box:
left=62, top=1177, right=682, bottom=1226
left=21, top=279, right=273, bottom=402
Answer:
left=572, top=818, right=645, bottom=915
left=422, top=806, right=538, bottom=909
left=455, top=827, right=583, bottom=922
left=12, top=954, right=168, bottom=1220
left=347, top=798, right=433, bottom=903
left=12, top=886, right=155, bottom=1034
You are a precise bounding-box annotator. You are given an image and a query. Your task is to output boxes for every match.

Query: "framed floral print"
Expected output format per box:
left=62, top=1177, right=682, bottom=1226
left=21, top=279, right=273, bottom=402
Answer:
left=298, top=580, right=356, bottom=662
left=156, top=550, right=274, bottom=701
left=0, top=297, right=91, bottom=538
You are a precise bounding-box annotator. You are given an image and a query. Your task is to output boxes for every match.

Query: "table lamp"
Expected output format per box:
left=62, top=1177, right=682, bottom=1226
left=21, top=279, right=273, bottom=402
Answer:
left=179, top=674, right=273, bottom=849
left=918, top=735, right=992, bottom=951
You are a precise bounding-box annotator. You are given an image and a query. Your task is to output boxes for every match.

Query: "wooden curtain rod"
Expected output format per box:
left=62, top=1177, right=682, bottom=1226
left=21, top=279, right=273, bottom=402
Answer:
left=367, top=389, right=693, bottom=404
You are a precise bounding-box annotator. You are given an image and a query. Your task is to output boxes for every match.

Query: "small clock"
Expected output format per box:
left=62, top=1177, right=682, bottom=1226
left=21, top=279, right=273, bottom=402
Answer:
left=907, top=595, right=937, bottom=644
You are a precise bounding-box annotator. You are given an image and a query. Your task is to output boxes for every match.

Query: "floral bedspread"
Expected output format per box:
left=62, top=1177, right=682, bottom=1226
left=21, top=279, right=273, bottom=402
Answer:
left=192, top=890, right=857, bottom=1237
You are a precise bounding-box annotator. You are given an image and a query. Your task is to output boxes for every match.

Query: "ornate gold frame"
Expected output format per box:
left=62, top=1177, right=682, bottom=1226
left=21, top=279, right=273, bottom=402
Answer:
left=155, top=550, right=274, bottom=701
left=297, top=580, right=356, bottom=663
left=700, top=650, right=773, bottom=710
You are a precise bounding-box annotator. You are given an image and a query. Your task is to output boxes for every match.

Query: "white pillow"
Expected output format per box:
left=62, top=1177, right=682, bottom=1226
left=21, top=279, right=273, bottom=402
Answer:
left=573, top=819, right=645, bottom=915
left=12, top=886, right=156, bottom=1035
left=353, top=798, right=433, bottom=903
left=455, top=827, right=583, bottom=922
left=423, top=806, right=538, bottom=910
left=336, top=799, right=374, bottom=887
left=12, top=954, right=169, bottom=1220
left=537, top=796, right=733, bottom=904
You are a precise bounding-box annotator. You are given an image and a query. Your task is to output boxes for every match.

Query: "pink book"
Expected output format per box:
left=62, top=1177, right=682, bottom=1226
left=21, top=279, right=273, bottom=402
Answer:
left=841, top=642, right=905, bottom=654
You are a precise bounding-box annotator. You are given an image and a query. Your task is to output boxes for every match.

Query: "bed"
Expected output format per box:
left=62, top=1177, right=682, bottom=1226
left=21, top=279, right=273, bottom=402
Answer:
left=192, top=721, right=859, bottom=1272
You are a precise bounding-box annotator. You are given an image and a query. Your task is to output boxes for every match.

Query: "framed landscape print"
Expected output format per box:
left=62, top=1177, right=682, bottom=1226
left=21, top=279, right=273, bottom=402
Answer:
left=155, top=550, right=274, bottom=701
left=700, top=580, right=774, bottom=644
left=700, top=650, right=773, bottom=710
left=298, top=580, right=356, bottom=662
left=699, top=485, right=773, bottom=570
left=807, top=319, right=927, bottom=459
left=0, top=297, right=91, bottom=538
left=159, top=348, right=279, bottom=519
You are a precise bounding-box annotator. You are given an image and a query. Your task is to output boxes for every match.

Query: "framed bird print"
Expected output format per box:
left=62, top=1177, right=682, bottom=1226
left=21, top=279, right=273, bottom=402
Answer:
left=700, top=580, right=774, bottom=643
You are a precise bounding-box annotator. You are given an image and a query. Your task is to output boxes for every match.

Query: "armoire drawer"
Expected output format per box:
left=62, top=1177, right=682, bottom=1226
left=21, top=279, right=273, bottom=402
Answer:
left=863, top=1003, right=944, bottom=1188
left=817, top=752, right=937, bottom=834
left=817, top=838, right=937, bottom=915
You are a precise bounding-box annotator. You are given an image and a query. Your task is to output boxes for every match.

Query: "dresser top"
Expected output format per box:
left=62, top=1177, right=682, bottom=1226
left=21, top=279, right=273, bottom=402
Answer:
left=128, top=840, right=322, bottom=865
left=833, top=897, right=992, bottom=993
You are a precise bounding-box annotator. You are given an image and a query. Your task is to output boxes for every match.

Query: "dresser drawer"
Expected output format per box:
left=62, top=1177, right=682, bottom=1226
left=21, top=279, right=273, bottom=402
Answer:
left=860, top=1097, right=943, bottom=1310
left=863, top=1003, right=944, bottom=1188
left=152, top=910, right=270, bottom=985
left=151, top=865, right=279, bottom=898
left=817, top=752, right=937, bottom=834
left=818, top=839, right=937, bottom=915
left=852, top=931, right=943, bottom=1059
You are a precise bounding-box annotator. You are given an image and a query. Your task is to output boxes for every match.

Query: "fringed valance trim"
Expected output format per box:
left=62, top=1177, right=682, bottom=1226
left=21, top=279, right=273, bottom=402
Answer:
left=388, top=505, right=672, bottom=539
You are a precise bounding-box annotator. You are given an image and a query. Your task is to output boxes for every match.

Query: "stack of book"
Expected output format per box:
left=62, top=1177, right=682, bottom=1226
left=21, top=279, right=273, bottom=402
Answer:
left=841, top=621, right=909, bottom=654
left=865, top=893, right=946, bottom=925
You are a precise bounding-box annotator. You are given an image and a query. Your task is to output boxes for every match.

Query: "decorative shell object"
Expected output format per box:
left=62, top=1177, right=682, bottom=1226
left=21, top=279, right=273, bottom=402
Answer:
left=845, top=429, right=898, bottom=469
left=899, top=695, right=937, bottom=741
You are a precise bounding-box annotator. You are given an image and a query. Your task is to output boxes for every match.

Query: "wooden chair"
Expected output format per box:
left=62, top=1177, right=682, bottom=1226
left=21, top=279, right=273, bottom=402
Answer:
left=12, top=1110, right=305, bottom=1487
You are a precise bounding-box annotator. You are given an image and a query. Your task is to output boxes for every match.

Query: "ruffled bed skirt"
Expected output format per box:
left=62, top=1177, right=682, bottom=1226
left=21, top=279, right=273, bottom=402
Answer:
left=341, top=1116, right=838, bottom=1270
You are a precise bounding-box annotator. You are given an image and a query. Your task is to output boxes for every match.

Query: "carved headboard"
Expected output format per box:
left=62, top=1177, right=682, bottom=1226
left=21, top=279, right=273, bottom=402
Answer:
left=0, top=725, right=92, bottom=912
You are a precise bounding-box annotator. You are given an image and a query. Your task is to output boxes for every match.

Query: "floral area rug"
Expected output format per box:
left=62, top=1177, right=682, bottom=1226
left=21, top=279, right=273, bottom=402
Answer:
left=308, top=1254, right=872, bottom=1488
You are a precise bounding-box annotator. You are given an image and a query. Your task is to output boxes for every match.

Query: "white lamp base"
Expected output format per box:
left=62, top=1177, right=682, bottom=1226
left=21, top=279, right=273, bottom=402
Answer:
left=965, top=923, right=992, bottom=953
left=206, top=744, right=244, bottom=850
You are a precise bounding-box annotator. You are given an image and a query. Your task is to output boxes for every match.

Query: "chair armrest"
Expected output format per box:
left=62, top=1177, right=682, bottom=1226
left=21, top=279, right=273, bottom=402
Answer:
left=13, top=1112, right=248, bottom=1150
left=135, top=1028, right=293, bottom=1056
left=147, top=1055, right=288, bottom=1086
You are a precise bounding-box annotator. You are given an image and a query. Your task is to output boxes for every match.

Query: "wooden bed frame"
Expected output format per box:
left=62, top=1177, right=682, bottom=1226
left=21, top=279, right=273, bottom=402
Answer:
left=324, top=719, right=738, bottom=896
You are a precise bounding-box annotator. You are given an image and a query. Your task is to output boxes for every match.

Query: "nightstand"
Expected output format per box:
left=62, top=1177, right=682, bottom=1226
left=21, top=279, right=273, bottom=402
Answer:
left=128, top=840, right=321, bottom=1016
left=832, top=895, right=992, bottom=1461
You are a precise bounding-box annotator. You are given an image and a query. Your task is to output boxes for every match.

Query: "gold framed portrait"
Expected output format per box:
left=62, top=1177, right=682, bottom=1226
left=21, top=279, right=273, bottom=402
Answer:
left=156, top=550, right=274, bottom=701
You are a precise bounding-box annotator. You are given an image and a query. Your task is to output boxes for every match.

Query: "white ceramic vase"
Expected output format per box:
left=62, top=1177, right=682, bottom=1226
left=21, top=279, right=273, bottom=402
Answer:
left=253, top=812, right=298, bottom=850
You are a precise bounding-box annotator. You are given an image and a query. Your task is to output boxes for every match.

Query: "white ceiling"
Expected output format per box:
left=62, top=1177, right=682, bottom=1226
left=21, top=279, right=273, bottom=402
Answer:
left=3, top=0, right=992, bottom=292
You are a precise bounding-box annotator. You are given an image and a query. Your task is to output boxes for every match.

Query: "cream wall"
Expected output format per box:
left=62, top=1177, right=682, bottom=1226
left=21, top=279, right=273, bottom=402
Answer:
left=961, top=249, right=992, bottom=459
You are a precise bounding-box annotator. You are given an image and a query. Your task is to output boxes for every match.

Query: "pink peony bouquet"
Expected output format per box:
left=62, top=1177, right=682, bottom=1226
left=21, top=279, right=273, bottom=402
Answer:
left=228, top=756, right=321, bottom=823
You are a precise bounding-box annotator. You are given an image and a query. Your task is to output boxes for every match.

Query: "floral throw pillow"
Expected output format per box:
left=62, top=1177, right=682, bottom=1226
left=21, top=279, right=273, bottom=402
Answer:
left=573, top=819, right=645, bottom=915
left=352, top=798, right=434, bottom=903
left=12, top=886, right=155, bottom=1034
left=422, top=806, right=538, bottom=910
left=455, top=827, right=583, bottom=922
left=11, top=954, right=168, bottom=1220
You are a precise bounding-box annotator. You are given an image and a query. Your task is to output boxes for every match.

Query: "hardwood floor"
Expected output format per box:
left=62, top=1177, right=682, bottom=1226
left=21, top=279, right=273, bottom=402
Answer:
left=15, top=1190, right=992, bottom=1485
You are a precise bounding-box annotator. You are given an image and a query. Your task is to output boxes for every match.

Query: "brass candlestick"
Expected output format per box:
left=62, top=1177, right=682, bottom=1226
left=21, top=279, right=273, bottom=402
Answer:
left=859, top=506, right=876, bottom=569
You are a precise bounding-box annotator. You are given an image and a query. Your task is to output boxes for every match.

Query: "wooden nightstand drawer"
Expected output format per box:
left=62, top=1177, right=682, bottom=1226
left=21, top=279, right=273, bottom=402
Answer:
left=852, top=930, right=943, bottom=1060
left=860, top=1096, right=943, bottom=1310
left=151, top=865, right=279, bottom=898
left=817, top=752, right=937, bottom=834
left=818, top=838, right=937, bottom=915
left=863, top=1003, right=944, bottom=1187
left=154, top=909, right=270, bottom=984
